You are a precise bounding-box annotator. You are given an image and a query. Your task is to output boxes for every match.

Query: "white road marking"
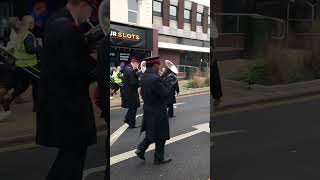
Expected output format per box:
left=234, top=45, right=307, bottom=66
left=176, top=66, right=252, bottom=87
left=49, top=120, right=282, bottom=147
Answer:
left=82, top=123, right=245, bottom=180
left=110, top=103, right=186, bottom=146
left=110, top=114, right=143, bottom=146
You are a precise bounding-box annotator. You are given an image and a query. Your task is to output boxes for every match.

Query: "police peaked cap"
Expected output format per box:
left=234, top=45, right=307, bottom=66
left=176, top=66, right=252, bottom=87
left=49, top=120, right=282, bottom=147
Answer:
left=144, top=56, right=160, bottom=64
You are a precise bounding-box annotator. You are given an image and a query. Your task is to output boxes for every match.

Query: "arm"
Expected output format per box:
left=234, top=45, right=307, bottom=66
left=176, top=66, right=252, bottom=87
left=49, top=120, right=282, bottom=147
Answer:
left=128, top=68, right=140, bottom=87
left=152, top=78, right=170, bottom=100
left=175, top=81, right=180, bottom=94
left=60, top=25, right=92, bottom=82
left=211, top=58, right=222, bottom=100
left=24, top=34, right=41, bottom=54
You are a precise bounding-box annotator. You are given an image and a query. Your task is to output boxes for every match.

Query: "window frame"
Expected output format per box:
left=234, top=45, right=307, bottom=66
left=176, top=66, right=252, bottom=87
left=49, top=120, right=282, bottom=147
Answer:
left=153, top=0, right=162, bottom=17
left=197, top=12, right=203, bottom=26
left=169, top=5, right=178, bottom=20
left=184, top=9, right=191, bottom=23
left=128, top=0, right=138, bottom=23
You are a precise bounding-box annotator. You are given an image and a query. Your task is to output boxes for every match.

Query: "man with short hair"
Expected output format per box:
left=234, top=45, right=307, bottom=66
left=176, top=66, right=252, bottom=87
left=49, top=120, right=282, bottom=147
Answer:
left=36, top=0, right=98, bottom=179
left=121, top=56, right=142, bottom=128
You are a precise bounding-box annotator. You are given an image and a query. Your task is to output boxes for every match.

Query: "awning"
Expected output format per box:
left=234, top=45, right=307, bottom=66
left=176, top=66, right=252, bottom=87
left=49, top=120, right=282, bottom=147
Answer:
left=158, top=42, right=210, bottom=53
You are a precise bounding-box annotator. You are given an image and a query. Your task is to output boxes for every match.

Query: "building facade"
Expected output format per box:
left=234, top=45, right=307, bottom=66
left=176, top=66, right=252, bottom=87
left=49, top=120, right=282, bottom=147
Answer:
left=212, top=0, right=318, bottom=58
left=110, top=0, right=157, bottom=66
left=152, top=0, right=210, bottom=68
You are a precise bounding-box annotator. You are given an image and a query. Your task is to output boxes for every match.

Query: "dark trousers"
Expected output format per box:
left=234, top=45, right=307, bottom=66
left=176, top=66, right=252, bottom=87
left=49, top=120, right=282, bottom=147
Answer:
left=167, top=103, right=174, bottom=117
left=125, top=108, right=137, bottom=127
left=5, top=67, right=38, bottom=111
left=110, top=83, right=121, bottom=96
left=46, top=147, right=87, bottom=180
left=138, top=138, right=166, bottom=161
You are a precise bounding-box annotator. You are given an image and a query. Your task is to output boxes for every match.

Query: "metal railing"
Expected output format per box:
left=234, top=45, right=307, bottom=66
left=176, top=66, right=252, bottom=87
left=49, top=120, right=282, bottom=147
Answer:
left=214, top=13, right=286, bottom=39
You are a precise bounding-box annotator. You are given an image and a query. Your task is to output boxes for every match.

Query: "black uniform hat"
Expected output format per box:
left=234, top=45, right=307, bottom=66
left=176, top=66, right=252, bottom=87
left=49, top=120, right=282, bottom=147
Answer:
left=144, top=56, right=160, bottom=64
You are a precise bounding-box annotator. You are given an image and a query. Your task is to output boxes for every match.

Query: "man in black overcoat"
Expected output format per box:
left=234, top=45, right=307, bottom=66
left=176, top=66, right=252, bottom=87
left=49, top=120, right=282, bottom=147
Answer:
left=135, top=56, right=172, bottom=164
left=121, top=56, right=141, bottom=128
left=36, top=0, right=98, bottom=179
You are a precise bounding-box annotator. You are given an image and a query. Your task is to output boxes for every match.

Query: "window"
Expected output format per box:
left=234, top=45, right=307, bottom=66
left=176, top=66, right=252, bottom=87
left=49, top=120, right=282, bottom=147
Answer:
left=128, top=0, right=138, bottom=23
left=184, top=9, right=191, bottom=23
left=197, top=13, right=203, bottom=26
left=170, top=5, right=177, bottom=20
left=153, top=0, right=162, bottom=16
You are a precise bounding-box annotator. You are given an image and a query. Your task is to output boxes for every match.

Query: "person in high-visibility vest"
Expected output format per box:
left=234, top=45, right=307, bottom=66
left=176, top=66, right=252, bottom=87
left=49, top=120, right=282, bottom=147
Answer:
left=2, top=15, right=40, bottom=113
left=110, top=65, right=123, bottom=99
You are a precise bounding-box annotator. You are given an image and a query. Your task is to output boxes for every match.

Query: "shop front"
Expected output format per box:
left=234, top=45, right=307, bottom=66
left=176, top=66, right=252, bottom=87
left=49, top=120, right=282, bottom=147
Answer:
left=110, top=22, right=154, bottom=67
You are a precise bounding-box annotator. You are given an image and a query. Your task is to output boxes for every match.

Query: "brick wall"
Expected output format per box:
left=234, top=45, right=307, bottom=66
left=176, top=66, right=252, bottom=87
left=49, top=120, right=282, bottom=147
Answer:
left=177, top=0, right=185, bottom=29
left=158, top=49, right=181, bottom=69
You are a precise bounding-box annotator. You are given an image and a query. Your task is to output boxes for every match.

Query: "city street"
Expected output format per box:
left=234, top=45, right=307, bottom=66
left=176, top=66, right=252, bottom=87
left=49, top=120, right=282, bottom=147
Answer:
left=107, top=93, right=211, bottom=180
left=212, top=96, right=320, bottom=180
left=0, top=133, right=107, bottom=180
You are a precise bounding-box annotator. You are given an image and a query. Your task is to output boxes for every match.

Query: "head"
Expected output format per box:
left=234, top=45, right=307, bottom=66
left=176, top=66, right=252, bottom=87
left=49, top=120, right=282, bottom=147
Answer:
left=67, top=0, right=94, bottom=24
left=146, top=62, right=160, bottom=71
left=19, top=16, right=35, bottom=34
left=8, top=17, right=20, bottom=31
left=130, top=56, right=141, bottom=70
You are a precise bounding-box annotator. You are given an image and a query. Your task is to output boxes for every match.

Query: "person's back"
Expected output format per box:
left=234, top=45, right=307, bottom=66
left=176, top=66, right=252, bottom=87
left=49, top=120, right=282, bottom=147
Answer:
left=37, top=7, right=96, bottom=148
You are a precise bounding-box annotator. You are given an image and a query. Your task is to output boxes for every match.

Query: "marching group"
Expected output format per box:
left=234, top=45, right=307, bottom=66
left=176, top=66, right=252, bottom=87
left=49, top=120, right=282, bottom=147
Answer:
left=117, top=54, right=180, bottom=164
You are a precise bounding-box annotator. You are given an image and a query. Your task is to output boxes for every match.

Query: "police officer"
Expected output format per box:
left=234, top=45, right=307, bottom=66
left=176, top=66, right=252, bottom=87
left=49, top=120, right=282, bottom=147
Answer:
left=121, top=56, right=141, bottom=128
left=135, top=56, right=172, bottom=164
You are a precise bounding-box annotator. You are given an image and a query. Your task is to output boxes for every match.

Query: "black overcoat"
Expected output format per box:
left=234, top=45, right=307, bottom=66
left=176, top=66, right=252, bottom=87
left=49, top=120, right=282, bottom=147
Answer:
left=140, top=69, right=170, bottom=141
left=36, top=8, right=97, bottom=148
left=167, top=81, right=179, bottom=104
left=121, top=64, right=140, bottom=109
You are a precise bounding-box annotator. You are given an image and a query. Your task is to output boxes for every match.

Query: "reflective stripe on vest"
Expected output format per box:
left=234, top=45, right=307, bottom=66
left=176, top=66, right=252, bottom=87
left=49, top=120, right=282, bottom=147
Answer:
left=14, top=31, right=37, bottom=67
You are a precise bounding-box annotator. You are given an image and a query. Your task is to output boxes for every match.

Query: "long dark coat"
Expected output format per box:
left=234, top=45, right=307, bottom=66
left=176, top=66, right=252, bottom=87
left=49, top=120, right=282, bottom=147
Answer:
left=140, top=69, right=170, bottom=141
left=121, top=64, right=140, bottom=109
left=36, top=8, right=97, bottom=149
left=167, top=81, right=179, bottom=104
left=211, top=58, right=222, bottom=99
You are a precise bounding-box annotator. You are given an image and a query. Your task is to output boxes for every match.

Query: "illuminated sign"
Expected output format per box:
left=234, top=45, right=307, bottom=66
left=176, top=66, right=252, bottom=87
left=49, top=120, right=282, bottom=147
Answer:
left=110, top=23, right=153, bottom=51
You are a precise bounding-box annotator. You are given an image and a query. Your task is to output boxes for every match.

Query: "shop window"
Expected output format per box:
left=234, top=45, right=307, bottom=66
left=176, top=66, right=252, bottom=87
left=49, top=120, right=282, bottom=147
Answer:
left=170, top=5, right=177, bottom=20
left=184, top=9, right=191, bottom=23
left=153, top=0, right=162, bottom=17
left=197, top=13, right=203, bottom=26
left=128, top=0, right=138, bottom=23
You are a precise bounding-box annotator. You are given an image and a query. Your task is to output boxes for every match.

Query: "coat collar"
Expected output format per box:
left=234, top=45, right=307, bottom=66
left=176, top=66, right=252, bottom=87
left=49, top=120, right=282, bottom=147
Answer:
left=145, top=68, right=158, bottom=75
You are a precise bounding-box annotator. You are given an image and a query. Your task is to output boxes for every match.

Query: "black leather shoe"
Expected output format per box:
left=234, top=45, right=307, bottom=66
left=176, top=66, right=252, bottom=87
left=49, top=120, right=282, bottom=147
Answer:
left=128, top=124, right=141, bottom=128
left=154, top=158, right=172, bottom=164
left=135, top=149, right=145, bottom=160
left=168, top=115, right=176, bottom=118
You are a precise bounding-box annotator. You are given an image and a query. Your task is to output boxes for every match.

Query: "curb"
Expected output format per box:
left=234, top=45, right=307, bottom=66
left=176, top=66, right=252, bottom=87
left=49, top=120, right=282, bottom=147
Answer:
left=110, top=88, right=210, bottom=109
left=216, top=88, right=320, bottom=112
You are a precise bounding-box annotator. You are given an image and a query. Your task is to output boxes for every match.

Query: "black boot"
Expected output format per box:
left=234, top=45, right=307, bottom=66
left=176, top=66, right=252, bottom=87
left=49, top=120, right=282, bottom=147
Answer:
left=135, top=149, right=145, bottom=160
left=154, top=157, right=172, bottom=164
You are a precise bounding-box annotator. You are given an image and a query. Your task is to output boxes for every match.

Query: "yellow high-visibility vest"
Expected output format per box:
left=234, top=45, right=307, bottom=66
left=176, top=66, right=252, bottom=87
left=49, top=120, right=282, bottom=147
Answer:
left=14, top=31, right=37, bottom=67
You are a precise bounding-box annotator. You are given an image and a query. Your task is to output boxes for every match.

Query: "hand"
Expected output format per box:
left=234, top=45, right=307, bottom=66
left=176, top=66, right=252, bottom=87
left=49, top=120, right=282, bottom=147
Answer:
left=176, top=93, right=179, bottom=96
left=213, top=98, right=222, bottom=107
left=90, top=50, right=98, bottom=60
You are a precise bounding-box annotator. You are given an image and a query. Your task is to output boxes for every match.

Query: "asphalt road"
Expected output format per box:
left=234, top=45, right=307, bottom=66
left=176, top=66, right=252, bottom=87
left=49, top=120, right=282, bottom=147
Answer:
left=212, top=96, right=320, bottom=180
left=109, top=93, right=210, bottom=180
left=0, top=130, right=107, bottom=180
